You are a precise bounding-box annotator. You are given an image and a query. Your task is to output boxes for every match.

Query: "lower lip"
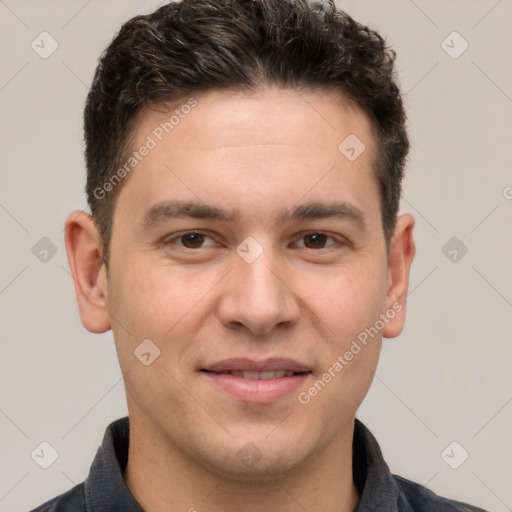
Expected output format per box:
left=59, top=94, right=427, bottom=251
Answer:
left=201, top=372, right=310, bottom=403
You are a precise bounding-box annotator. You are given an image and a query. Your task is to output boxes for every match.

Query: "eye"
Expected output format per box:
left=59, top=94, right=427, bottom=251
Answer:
left=295, top=232, right=339, bottom=249
left=165, top=232, right=217, bottom=249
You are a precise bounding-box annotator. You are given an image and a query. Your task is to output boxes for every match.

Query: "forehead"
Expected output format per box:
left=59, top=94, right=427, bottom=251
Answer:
left=115, top=87, right=380, bottom=228
left=136, top=87, right=374, bottom=154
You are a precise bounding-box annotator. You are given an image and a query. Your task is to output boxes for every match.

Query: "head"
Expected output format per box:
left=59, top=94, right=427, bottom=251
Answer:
left=84, top=0, right=409, bottom=266
left=67, top=0, right=414, bottom=481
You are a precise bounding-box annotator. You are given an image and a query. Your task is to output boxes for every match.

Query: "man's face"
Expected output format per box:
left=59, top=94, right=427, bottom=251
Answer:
left=101, top=88, right=406, bottom=476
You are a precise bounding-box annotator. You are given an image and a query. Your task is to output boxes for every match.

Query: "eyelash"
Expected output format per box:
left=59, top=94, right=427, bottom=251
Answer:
left=163, top=231, right=346, bottom=251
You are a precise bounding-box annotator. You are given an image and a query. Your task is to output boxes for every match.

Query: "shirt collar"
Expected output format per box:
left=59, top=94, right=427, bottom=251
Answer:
left=352, top=418, right=403, bottom=511
left=84, top=416, right=143, bottom=511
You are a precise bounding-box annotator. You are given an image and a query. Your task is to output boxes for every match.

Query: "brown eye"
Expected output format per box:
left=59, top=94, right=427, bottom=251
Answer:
left=164, top=231, right=217, bottom=250
left=180, top=233, right=206, bottom=248
left=303, top=233, right=328, bottom=249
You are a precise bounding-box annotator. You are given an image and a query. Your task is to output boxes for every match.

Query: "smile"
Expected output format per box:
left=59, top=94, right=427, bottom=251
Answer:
left=200, top=358, right=312, bottom=403
left=203, top=369, right=304, bottom=380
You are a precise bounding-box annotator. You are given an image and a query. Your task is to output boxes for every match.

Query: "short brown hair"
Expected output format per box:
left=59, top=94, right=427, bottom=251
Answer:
left=84, top=0, right=408, bottom=266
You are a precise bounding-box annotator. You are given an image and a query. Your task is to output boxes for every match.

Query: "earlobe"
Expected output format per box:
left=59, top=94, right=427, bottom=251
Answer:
left=382, top=213, right=416, bottom=339
left=64, top=210, right=112, bottom=334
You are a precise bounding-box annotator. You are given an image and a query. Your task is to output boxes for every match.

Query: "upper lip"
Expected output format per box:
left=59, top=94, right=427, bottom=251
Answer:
left=201, top=358, right=311, bottom=373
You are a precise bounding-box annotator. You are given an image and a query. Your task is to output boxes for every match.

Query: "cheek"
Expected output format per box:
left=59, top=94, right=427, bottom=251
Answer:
left=107, top=262, right=199, bottom=410
left=106, top=259, right=179, bottom=369
left=110, top=258, right=180, bottom=328
left=107, top=257, right=221, bottom=367
left=299, top=264, right=386, bottom=398
left=299, top=274, right=385, bottom=428
left=306, top=264, right=388, bottom=342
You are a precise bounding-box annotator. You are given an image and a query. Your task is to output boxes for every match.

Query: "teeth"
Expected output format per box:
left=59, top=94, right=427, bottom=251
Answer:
left=260, top=370, right=286, bottom=380
left=230, top=370, right=293, bottom=380
left=242, top=371, right=260, bottom=380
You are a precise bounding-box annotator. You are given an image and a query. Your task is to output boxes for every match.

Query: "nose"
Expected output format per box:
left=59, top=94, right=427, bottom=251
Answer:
left=216, top=244, right=300, bottom=336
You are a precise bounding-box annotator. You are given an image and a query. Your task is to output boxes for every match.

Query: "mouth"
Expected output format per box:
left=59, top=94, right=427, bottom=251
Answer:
left=200, top=358, right=312, bottom=403
left=201, top=369, right=309, bottom=379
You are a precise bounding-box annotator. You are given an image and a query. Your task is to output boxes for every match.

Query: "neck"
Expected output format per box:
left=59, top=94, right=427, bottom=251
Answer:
left=124, top=416, right=360, bottom=512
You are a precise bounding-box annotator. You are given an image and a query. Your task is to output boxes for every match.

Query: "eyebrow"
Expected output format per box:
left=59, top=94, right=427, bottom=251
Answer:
left=140, top=200, right=365, bottom=228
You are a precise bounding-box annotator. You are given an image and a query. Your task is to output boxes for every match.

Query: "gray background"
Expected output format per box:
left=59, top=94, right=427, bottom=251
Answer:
left=1, top=1, right=511, bottom=510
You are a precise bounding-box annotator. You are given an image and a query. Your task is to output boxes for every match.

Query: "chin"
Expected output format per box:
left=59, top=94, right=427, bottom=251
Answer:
left=192, top=429, right=317, bottom=481
left=207, top=450, right=305, bottom=482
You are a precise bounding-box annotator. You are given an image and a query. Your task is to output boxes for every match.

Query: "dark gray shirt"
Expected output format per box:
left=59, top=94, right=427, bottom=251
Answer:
left=30, top=417, right=488, bottom=511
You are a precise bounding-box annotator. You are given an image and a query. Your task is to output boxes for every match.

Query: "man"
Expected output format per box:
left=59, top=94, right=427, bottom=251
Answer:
left=31, top=0, right=488, bottom=510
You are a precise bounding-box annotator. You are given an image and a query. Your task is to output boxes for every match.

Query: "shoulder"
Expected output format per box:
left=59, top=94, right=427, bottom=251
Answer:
left=394, top=475, right=489, bottom=512
left=29, top=483, right=85, bottom=512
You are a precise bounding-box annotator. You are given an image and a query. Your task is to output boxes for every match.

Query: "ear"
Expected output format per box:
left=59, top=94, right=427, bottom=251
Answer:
left=64, top=210, right=111, bottom=333
left=382, top=213, right=415, bottom=339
